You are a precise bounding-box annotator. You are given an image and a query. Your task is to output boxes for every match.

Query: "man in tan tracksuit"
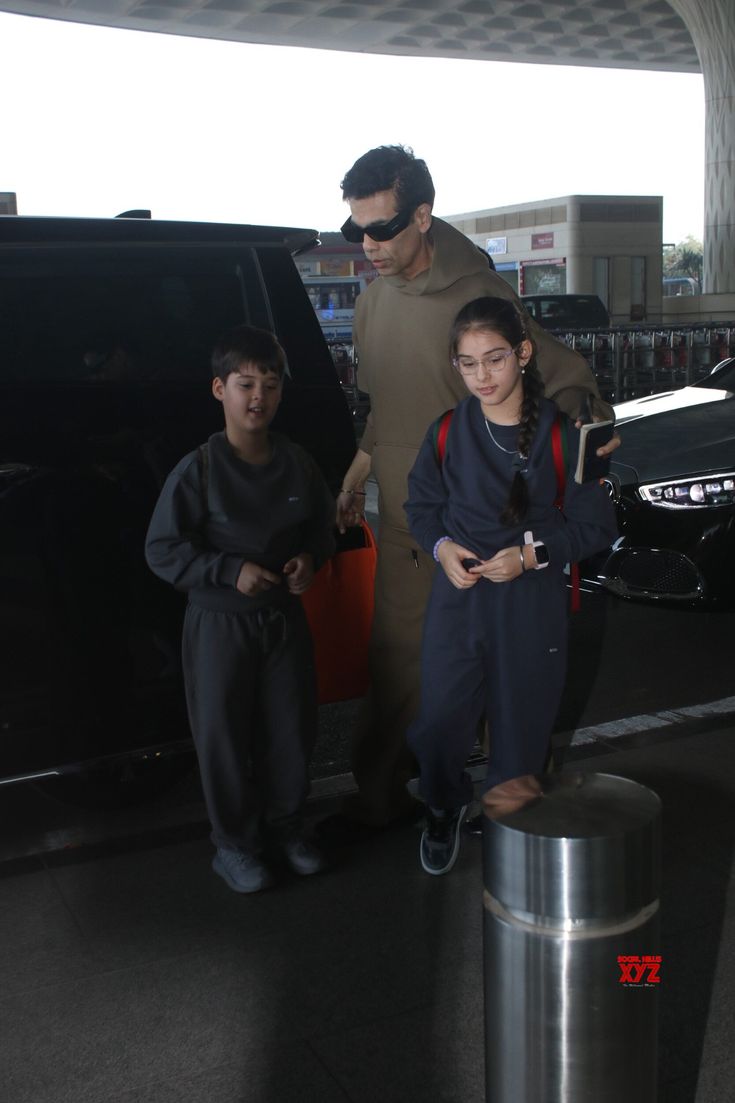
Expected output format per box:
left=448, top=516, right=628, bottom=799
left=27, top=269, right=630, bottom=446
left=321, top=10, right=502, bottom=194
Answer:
left=332, top=145, right=614, bottom=832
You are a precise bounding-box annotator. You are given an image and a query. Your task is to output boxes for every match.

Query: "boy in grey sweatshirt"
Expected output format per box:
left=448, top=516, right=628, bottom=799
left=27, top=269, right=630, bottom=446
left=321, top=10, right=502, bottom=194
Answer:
left=146, top=325, right=335, bottom=893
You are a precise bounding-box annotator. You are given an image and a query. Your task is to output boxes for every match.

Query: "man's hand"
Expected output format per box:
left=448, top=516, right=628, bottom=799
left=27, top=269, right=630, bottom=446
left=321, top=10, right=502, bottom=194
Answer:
left=437, top=540, right=483, bottom=589
left=282, top=553, right=315, bottom=595
left=336, top=489, right=365, bottom=533
left=595, top=431, right=620, bottom=458
left=574, top=416, right=621, bottom=458
left=235, top=561, right=282, bottom=596
left=338, top=448, right=371, bottom=533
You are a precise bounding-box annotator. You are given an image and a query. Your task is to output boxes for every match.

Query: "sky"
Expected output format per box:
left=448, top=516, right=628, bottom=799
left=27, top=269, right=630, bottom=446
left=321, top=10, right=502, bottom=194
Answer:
left=0, top=10, right=705, bottom=243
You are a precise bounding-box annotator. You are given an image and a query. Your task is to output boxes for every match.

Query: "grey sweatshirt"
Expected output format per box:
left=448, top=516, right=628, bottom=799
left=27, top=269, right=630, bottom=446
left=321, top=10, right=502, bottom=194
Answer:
left=145, top=430, right=335, bottom=611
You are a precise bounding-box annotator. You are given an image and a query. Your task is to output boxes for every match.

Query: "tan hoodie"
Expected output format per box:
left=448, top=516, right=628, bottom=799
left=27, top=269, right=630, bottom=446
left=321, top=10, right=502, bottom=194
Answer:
left=355, top=216, right=612, bottom=542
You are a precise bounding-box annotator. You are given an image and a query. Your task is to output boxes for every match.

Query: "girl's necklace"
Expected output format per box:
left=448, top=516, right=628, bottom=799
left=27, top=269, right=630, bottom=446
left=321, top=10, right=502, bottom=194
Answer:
left=484, top=417, right=518, bottom=455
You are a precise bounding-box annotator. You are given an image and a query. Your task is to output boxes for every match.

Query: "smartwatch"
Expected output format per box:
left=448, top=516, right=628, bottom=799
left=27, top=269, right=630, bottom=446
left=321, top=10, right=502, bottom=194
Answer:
left=524, top=530, right=549, bottom=570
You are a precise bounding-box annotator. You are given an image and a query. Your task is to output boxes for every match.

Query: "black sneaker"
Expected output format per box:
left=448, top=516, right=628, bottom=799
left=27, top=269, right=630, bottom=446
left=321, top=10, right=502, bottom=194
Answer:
left=462, top=812, right=483, bottom=839
left=419, top=805, right=467, bottom=876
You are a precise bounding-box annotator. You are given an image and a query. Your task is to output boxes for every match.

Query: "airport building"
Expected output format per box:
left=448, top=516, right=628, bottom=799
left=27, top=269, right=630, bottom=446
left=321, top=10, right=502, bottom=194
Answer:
left=444, top=195, right=663, bottom=325
left=299, top=195, right=666, bottom=333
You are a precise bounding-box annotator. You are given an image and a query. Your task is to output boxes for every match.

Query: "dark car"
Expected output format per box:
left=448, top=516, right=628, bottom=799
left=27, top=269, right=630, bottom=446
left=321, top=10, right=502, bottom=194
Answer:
left=0, top=214, right=355, bottom=797
left=521, top=294, right=610, bottom=330
left=587, top=357, right=735, bottom=605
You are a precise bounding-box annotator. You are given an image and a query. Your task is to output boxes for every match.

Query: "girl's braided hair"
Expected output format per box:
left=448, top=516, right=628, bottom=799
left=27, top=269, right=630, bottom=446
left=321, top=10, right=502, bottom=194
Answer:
left=449, top=296, right=544, bottom=525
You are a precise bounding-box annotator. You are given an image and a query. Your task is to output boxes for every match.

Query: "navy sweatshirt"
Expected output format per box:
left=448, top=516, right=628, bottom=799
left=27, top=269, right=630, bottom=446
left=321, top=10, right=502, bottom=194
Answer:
left=145, top=430, right=335, bottom=611
left=405, top=398, right=618, bottom=569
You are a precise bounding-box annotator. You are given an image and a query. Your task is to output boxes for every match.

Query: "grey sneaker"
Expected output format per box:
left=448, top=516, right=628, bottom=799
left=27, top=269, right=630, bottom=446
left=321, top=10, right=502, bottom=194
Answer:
left=278, top=835, right=327, bottom=877
left=420, top=806, right=468, bottom=876
left=212, top=847, right=274, bottom=894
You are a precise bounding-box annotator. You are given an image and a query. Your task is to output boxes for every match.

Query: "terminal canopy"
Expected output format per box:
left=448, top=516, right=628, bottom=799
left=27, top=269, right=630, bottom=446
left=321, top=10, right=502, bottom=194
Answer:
left=4, top=0, right=735, bottom=293
left=0, top=1, right=699, bottom=73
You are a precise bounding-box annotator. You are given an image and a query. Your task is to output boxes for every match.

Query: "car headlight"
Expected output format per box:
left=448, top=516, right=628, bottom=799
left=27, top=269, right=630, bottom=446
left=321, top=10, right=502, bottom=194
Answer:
left=639, top=473, right=735, bottom=508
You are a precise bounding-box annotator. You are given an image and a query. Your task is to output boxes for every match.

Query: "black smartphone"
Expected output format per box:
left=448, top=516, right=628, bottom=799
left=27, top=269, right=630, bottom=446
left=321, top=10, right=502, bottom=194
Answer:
left=461, top=557, right=481, bottom=570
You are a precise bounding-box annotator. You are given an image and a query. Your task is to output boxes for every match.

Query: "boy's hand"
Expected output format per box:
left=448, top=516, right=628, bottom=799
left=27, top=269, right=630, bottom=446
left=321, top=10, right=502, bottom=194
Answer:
left=236, top=561, right=282, bottom=596
left=283, top=553, right=314, bottom=594
left=437, top=540, right=483, bottom=590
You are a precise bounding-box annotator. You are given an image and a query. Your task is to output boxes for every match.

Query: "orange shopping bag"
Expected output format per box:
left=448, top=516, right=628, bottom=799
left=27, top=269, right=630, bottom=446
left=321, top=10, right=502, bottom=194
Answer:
left=301, top=521, right=377, bottom=704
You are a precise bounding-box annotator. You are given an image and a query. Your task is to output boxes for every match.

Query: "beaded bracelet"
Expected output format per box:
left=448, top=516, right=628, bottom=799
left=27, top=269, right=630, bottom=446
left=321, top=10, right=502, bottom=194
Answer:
left=341, top=488, right=366, bottom=496
left=433, top=536, right=452, bottom=562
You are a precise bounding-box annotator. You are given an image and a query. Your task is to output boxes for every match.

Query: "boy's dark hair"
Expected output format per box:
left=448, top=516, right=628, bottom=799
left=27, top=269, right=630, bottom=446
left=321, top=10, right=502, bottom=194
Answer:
left=211, top=325, right=286, bottom=381
left=449, top=296, right=543, bottom=526
left=341, top=145, right=435, bottom=212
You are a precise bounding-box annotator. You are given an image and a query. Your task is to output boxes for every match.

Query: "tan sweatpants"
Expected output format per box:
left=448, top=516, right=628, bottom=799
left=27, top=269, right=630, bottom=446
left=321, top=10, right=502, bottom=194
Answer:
left=344, top=531, right=436, bottom=826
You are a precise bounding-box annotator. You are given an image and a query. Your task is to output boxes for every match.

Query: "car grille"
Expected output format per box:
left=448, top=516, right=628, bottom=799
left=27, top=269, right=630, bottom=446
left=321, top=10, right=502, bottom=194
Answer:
left=601, top=548, right=705, bottom=601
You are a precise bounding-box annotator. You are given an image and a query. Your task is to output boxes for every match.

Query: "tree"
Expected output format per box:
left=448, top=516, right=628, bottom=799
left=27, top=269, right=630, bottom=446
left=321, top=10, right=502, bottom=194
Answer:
left=663, top=236, right=703, bottom=286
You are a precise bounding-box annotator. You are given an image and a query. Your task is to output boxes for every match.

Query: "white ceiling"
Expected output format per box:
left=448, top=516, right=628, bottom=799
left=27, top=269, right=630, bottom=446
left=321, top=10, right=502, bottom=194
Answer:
left=0, top=0, right=699, bottom=74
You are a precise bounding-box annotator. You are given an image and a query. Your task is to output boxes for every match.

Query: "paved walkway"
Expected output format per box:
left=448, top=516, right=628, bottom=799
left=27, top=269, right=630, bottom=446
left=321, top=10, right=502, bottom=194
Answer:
left=2, top=708, right=735, bottom=1102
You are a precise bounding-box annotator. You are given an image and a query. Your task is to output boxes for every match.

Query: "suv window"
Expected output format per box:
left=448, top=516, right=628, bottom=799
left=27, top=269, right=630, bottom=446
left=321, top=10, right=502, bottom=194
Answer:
left=522, top=294, right=609, bottom=330
left=255, top=245, right=339, bottom=386
left=0, top=247, right=270, bottom=384
left=0, top=220, right=356, bottom=787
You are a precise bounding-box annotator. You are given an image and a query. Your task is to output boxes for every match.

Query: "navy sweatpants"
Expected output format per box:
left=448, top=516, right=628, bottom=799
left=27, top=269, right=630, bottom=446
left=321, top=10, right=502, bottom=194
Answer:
left=182, top=598, right=317, bottom=853
left=407, top=567, right=569, bottom=810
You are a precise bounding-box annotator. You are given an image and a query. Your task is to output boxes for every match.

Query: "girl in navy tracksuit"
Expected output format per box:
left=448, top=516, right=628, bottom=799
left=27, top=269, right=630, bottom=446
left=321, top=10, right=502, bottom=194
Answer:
left=404, top=296, right=618, bottom=875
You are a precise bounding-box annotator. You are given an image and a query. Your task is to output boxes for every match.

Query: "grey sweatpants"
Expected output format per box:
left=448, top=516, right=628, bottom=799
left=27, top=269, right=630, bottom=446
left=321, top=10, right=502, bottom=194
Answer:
left=182, top=598, right=317, bottom=853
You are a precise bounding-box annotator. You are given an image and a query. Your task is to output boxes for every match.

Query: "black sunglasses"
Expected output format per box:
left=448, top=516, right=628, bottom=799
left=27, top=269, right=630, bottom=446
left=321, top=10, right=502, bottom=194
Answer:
left=340, top=207, right=414, bottom=244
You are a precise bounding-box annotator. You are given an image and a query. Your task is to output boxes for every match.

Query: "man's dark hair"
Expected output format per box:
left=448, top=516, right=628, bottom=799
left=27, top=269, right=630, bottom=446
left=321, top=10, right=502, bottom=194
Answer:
left=341, top=145, right=435, bottom=212
left=211, top=324, right=286, bottom=381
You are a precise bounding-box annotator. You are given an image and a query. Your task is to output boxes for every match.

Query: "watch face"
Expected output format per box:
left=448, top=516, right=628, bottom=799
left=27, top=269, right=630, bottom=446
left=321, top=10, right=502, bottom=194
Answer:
left=535, top=543, right=550, bottom=565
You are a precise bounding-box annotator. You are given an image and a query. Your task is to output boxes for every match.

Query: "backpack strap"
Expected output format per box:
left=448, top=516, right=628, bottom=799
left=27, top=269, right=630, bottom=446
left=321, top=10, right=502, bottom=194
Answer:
left=550, top=412, right=580, bottom=613
left=550, top=412, right=567, bottom=508
left=432, top=409, right=454, bottom=466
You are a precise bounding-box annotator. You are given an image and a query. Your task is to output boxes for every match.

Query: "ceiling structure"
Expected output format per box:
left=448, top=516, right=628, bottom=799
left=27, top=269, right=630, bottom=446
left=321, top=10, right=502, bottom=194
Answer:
left=1, top=0, right=699, bottom=74
left=10, top=0, right=735, bottom=296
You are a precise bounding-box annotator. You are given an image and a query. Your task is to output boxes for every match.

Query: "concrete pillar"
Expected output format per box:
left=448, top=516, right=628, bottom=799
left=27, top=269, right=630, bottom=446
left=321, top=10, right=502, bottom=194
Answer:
left=670, top=0, right=735, bottom=293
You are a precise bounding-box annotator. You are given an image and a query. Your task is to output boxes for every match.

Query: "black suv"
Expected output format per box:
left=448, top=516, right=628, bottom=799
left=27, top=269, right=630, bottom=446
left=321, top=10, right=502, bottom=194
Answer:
left=0, top=215, right=355, bottom=797
left=521, top=294, right=610, bottom=331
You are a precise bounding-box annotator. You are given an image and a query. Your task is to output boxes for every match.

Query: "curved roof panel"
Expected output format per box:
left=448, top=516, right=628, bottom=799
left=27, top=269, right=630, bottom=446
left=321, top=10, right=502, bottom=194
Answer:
left=0, top=1, right=699, bottom=73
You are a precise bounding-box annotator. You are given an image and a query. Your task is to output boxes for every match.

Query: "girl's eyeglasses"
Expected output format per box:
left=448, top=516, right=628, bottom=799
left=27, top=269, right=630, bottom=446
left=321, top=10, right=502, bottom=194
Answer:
left=452, top=347, right=519, bottom=376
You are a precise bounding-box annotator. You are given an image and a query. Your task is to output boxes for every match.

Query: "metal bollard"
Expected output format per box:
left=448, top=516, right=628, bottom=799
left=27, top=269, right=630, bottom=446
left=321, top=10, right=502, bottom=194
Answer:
left=482, top=772, right=661, bottom=1103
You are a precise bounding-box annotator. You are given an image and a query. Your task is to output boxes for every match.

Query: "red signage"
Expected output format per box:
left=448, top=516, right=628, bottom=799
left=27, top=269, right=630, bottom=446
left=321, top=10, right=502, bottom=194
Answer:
left=532, top=232, right=554, bottom=250
left=617, top=955, right=662, bottom=986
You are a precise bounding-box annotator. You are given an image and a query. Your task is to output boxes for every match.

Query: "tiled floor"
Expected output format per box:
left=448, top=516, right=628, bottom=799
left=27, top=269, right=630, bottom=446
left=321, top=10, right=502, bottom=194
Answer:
left=2, top=717, right=735, bottom=1102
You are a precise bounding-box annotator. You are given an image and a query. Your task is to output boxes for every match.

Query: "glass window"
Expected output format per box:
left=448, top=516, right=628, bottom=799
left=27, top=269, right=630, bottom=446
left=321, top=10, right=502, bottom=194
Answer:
left=631, top=256, right=646, bottom=320
left=522, top=261, right=567, bottom=295
left=0, top=248, right=266, bottom=384
left=256, top=247, right=336, bottom=386
left=594, top=257, right=610, bottom=308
